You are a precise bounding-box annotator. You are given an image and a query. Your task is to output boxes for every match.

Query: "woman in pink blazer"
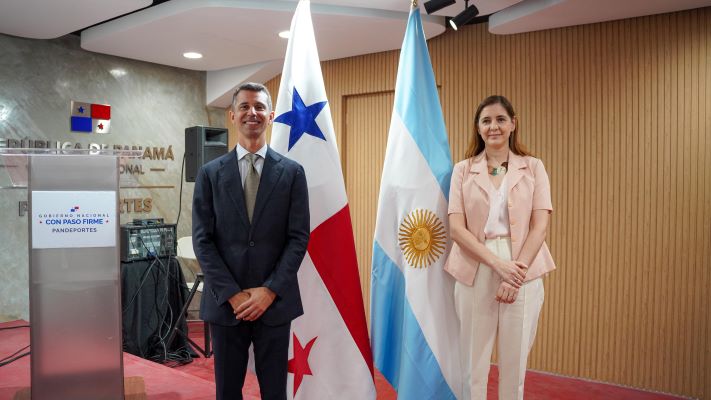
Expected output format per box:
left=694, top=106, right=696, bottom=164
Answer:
left=445, top=95, right=555, bottom=400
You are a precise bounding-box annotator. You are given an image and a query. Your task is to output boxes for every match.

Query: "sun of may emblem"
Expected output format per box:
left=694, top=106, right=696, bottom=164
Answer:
left=398, top=209, right=446, bottom=268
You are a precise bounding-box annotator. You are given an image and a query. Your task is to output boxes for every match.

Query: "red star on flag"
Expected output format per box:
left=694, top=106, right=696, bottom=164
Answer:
left=98, top=123, right=104, bottom=130
left=288, top=334, right=317, bottom=397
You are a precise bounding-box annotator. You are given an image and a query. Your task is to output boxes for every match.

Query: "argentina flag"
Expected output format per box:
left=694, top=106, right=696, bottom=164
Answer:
left=370, top=5, right=462, bottom=400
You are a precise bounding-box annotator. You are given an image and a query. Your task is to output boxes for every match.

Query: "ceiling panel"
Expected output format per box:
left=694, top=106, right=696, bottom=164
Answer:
left=80, top=0, right=446, bottom=71
left=489, top=0, right=711, bottom=34
left=0, top=0, right=152, bottom=39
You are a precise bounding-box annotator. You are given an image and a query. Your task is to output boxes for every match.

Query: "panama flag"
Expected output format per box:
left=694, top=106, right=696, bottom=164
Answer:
left=370, top=6, right=462, bottom=400
left=270, top=1, right=375, bottom=399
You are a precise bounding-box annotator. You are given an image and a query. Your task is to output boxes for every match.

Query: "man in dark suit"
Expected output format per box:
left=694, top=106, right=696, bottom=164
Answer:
left=192, top=82, right=310, bottom=400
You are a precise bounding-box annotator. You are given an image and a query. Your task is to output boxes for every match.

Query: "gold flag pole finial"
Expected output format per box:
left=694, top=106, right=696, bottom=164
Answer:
left=412, top=0, right=417, bottom=8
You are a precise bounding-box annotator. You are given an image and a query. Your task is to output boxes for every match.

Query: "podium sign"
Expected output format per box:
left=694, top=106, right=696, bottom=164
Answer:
left=31, top=190, right=117, bottom=249
left=1, top=149, right=141, bottom=400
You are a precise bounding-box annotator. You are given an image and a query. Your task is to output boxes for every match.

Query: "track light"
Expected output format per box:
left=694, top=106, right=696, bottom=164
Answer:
left=449, top=1, right=479, bottom=30
left=423, top=0, right=455, bottom=15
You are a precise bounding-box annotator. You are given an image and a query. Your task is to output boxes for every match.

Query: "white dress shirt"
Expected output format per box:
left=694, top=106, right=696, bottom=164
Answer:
left=235, top=143, right=267, bottom=188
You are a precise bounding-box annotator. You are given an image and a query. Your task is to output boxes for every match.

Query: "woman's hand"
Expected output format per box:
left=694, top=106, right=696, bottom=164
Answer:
left=496, top=281, right=519, bottom=303
left=493, top=259, right=528, bottom=288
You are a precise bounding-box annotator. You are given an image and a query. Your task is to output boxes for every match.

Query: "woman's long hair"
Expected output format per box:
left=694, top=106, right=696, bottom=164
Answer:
left=464, top=95, right=532, bottom=159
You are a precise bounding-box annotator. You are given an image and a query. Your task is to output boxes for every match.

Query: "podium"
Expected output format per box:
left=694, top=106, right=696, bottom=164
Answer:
left=0, top=148, right=141, bottom=400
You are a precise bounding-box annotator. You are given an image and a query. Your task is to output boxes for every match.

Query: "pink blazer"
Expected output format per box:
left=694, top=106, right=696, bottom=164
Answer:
left=444, top=152, right=556, bottom=285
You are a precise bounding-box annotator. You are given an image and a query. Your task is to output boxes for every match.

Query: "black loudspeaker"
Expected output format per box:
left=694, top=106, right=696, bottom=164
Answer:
left=185, top=126, right=228, bottom=182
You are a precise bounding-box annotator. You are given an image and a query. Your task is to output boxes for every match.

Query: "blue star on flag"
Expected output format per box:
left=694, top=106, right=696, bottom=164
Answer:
left=274, top=87, right=327, bottom=150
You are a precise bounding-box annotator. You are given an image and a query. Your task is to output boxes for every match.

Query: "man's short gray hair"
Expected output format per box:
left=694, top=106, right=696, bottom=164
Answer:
left=231, top=82, right=272, bottom=111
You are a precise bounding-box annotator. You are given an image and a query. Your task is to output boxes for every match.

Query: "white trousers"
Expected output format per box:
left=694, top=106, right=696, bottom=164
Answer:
left=455, top=237, right=544, bottom=400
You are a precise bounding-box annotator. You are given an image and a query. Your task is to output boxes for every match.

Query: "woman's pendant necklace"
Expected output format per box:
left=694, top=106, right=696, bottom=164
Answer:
left=489, top=161, right=508, bottom=176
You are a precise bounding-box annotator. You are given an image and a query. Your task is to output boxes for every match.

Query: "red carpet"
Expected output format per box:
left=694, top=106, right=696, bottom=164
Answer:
left=0, top=320, right=216, bottom=400
left=0, top=320, right=688, bottom=399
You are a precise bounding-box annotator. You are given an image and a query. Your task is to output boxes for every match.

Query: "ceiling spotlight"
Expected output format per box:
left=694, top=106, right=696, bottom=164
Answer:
left=182, top=52, right=203, bottom=59
left=278, top=30, right=290, bottom=39
left=449, top=1, right=479, bottom=30
left=423, top=0, right=455, bottom=15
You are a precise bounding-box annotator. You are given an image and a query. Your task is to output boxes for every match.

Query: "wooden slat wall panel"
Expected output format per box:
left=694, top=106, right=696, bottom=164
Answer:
left=342, top=92, right=393, bottom=328
left=253, top=8, right=711, bottom=398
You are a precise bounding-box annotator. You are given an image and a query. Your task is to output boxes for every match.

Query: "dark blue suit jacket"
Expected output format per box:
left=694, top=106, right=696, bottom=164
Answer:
left=192, top=147, right=309, bottom=327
